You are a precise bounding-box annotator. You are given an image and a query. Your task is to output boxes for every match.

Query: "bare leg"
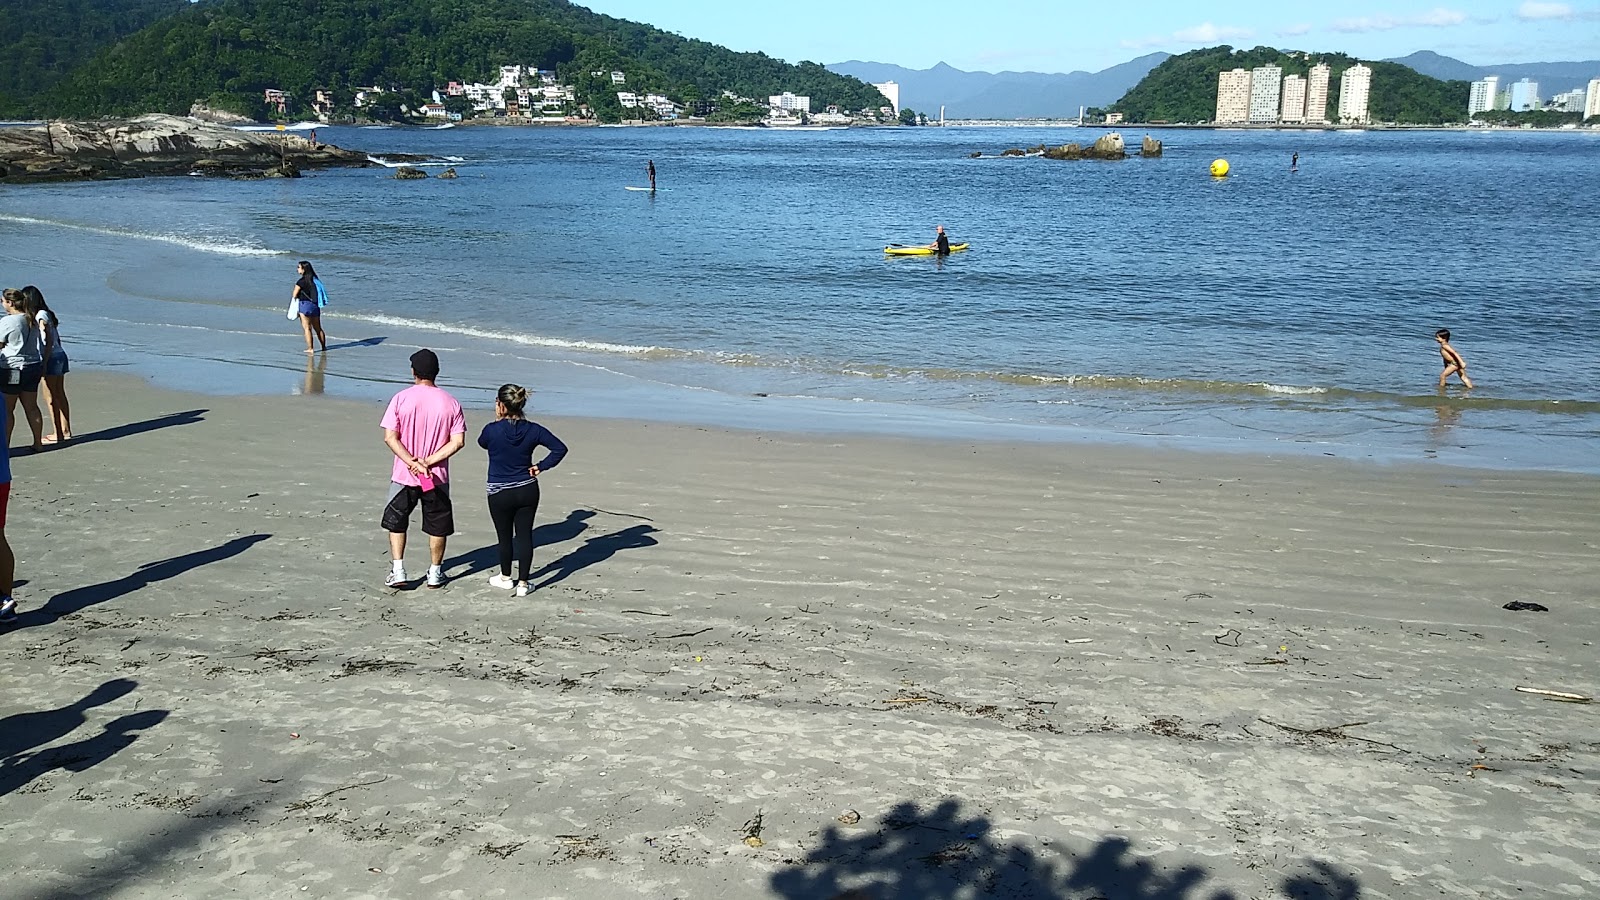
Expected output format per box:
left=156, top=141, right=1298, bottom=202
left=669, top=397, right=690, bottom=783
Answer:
left=300, top=314, right=315, bottom=353
left=20, top=390, right=44, bottom=449
left=428, top=535, right=447, bottom=566
left=42, top=374, right=71, bottom=442
left=1459, top=372, right=1473, bottom=389
left=4, top=394, right=15, bottom=448
left=388, top=531, right=406, bottom=563
left=0, top=528, right=12, bottom=597
left=311, top=317, right=328, bottom=351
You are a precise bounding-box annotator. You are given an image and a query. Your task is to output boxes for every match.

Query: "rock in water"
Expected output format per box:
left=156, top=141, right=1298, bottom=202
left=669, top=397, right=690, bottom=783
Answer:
left=1088, top=132, right=1126, bottom=160
left=394, top=166, right=428, bottom=180
left=1141, top=135, right=1163, bottom=157
left=437, top=167, right=458, bottom=179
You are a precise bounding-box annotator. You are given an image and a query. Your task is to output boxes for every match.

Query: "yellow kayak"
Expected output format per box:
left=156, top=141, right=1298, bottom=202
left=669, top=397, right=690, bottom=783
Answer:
left=884, top=242, right=970, bottom=256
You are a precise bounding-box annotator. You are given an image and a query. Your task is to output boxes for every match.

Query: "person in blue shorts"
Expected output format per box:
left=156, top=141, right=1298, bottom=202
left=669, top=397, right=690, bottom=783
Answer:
left=292, top=260, right=328, bottom=354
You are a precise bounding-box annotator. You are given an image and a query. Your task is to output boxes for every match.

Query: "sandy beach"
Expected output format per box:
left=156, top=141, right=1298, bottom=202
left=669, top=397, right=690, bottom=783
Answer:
left=1, top=371, right=1596, bottom=899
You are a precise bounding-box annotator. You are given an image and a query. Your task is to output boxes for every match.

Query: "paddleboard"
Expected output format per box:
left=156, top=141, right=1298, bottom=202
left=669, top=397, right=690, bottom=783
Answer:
left=287, top=299, right=298, bottom=320
left=625, top=186, right=667, bottom=192
left=884, top=243, right=970, bottom=256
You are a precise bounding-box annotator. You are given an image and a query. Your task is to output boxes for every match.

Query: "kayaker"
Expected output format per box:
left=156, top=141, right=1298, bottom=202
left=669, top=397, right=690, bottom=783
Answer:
left=928, top=225, right=951, bottom=256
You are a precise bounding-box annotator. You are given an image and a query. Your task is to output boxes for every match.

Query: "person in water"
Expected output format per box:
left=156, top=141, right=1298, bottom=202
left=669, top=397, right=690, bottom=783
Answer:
left=927, top=225, right=951, bottom=256
left=1291, top=151, right=1299, bottom=169
left=292, top=260, right=328, bottom=353
left=647, top=159, right=657, bottom=192
left=1434, top=329, right=1473, bottom=389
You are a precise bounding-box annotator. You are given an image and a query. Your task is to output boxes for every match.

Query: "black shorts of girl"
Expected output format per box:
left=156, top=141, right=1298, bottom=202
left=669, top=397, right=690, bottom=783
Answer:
left=381, top=481, right=454, bottom=536
left=0, top=363, right=42, bottom=396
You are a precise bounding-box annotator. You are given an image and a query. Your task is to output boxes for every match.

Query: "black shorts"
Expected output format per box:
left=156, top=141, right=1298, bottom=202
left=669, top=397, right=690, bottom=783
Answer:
left=381, top=481, right=454, bottom=537
left=0, top=363, right=42, bottom=396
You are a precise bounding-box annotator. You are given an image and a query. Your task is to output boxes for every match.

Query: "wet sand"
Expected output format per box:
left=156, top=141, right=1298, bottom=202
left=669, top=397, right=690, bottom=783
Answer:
left=1, top=371, right=1596, bottom=899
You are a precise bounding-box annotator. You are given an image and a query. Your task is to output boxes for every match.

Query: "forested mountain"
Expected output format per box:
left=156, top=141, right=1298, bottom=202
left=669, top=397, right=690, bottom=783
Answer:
left=1387, top=51, right=1600, bottom=93
left=28, top=0, right=887, bottom=120
left=0, top=0, right=191, bottom=117
left=1113, top=46, right=1470, bottom=125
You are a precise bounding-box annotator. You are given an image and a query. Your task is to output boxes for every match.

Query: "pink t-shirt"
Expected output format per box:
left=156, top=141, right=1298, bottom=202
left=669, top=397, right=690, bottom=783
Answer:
left=380, top=384, right=466, bottom=486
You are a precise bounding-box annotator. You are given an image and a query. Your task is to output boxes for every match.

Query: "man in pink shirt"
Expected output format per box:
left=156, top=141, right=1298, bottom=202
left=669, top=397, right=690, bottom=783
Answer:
left=380, top=349, right=466, bottom=588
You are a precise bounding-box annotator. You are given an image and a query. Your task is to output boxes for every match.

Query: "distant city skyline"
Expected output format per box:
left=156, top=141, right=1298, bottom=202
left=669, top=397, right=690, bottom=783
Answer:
left=579, top=0, right=1600, bottom=73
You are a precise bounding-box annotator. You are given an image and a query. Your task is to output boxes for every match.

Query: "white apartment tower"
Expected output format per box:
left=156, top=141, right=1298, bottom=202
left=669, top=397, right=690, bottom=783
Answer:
left=1249, top=65, right=1283, bottom=122
left=1280, top=74, right=1307, bottom=123
left=1338, top=64, right=1373, bottom=124
left=1305, top=63, right=1331, bottom=124
left=872, top=81, right=900, bottom=115
left=1509, top=78, right=1540, bottom=112
left=1587, top=79, right=1600, bottom=120
left=1468, top=75, right=1500, bottom=116
left=1215, top=68, right=1252, bottom=124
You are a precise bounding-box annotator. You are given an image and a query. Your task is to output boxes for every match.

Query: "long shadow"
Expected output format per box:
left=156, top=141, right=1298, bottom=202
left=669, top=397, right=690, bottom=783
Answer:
left=769, top=798, right=1363, bottom=900
left=0, top=708, right=169, bottom=797
left=533, top=522, right=659, bottom=589
left=10, top=534, right=270, bottom=631
left=322, top=336, right=386, bottom=351
left=55, top=409, right=208, bottom=448
left=445, top=508, right=596, bottom=578
left=0, top=678, right=137, bottom=769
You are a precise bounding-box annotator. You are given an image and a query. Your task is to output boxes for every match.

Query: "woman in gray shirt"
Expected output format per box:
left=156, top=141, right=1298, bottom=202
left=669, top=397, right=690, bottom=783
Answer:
left=0, top=288, right=45, bottom=453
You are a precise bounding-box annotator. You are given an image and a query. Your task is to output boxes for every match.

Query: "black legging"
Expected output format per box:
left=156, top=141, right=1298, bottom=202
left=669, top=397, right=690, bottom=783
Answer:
left=487, top=481, right=541, bottom=581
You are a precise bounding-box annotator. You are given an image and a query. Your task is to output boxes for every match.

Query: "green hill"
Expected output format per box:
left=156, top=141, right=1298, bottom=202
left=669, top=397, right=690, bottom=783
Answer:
left=0, top=0, right=192, bottom=117
left=31, top=0, right=888, bottom=121
left=1112, top=45, right=1470, bottom=125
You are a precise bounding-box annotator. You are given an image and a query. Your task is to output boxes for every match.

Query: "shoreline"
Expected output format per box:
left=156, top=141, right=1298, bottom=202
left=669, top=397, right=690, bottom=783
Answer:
left=3, top=370, right=1596, bottom=897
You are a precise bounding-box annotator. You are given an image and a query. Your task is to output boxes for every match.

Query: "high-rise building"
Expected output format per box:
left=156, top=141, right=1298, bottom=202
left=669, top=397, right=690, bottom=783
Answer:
left=1280, top=74, right=1307, bottom=123
left=872, top=81, right=900, bottom=115
left=1587, top=79, right=1600, bottom=120
left=1551, top=89, right=1587, bottom=111
left=1249, top=65, right=1283, bottom=122
left=1468, top=75, right=1500, bottom=117
left=1305, top=63, right=1331, bottom=124
left=1215, top=68, right=1252, bottom=124
left=1338, top=64, right=1372, bottom=124
left=1509, top=78, right=1539, bottom=112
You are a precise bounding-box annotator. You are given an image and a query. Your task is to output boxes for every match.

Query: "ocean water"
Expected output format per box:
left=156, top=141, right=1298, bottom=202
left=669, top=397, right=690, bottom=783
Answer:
left=3, top=124, right=1597, bottom=471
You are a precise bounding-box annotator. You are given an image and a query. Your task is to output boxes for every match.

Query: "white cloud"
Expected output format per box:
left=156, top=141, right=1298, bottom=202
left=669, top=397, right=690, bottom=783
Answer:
left=1277, top=23, right=1314, bottom=36
left=1329, top=7, right=1468, bottom=32
left=1120, top=21, right=1256, bottom=49
left=1516, top=1, right=1574, bottom=19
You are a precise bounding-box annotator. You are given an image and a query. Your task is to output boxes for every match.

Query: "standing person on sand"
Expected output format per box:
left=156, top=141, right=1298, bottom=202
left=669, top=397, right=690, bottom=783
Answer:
left=23, top=286, right=71, bottom=445
left=478, top=384, right=567, bottom=597
left=0, top=288, right=45, bottom=453
left=292, top=260, right=328, bottom=353
left=0, top=396, right=16, bottom=625
left=380, top=350, right=466, bottom=589
left=1435, top=329, right=1474, bottom=389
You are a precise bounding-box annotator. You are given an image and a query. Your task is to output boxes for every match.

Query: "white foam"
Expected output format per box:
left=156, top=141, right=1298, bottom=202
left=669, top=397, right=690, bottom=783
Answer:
left=0, top=213, right=285, bottom=257
left=340, top=312, right=669, bottom=356
left=368, top=156, right=460, bottom=168
left=1251, top=382, right=1328, bottom=395
left=232, top=121, right=321, bottom=132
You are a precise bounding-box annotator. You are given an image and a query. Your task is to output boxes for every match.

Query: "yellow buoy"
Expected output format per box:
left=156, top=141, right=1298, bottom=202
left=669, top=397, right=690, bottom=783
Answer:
left=1210, top=158, right=1230, bottom=177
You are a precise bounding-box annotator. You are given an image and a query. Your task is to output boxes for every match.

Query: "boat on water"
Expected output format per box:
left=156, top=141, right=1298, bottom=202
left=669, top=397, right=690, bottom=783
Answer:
left=884, top=243, right=970, bottom=256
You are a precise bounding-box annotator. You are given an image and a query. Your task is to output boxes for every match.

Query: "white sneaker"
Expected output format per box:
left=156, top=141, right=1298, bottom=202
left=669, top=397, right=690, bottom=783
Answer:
left=425, top=567, right=445, bottom=589
left=384, top=569, right=408, bottom=588
left=488, top=574, right=515, bottom=590
left=514, top=581, right=529, bottom=597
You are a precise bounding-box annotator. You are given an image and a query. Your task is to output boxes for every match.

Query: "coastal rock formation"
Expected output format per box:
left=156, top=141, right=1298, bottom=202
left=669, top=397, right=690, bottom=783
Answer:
left=997, top=133, right=1132, bottom=161
left=1090, top=132, right=1126, bottom=159
left=1141, top=135, right=1163, bottom=157
left=394, top=166, right=428, bottom=179
left=0, top=114, right=369, bottom=184
left=437, top=167, right=458, bottom=179
left=187, top=102, right=257, bottom=126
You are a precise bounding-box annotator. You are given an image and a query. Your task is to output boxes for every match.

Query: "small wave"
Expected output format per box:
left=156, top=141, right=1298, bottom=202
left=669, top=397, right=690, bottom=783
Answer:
left=0, top=213, right=285, bottom=257
left=1250, top=382, right=1329, bottom=395
left=368, top=155, right=459, bottom=168
left=427, top=123, right=457, bottom=130
left=232, top=120, right=321, bottom=132
left=338, top=312, right=687, bottom=357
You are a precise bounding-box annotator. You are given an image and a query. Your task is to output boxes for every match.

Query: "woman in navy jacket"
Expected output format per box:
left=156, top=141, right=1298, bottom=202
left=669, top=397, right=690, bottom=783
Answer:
left=477, top=383, right=567, bottom=596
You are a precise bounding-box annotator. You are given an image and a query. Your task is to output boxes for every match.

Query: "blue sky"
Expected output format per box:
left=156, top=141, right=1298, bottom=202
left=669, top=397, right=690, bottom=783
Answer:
left=579, top=1, right=1600, bottom=73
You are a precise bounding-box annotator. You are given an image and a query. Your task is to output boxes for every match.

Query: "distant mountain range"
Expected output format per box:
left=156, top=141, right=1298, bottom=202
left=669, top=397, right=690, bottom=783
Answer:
left=826, top=55, right=1170, bottom=119
left=833, top=51, right=1599, bottom=120
left=1384, top=52, right=1600, bottom=94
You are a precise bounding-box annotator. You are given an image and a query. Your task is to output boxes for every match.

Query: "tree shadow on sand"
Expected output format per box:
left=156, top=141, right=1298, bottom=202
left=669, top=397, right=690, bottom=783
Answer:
left=769, top=798, right=1363, bottom=900
left=533, top=522, right=659, bottom=589
left=10, top=534, right=270, bottom=630
left=0, top=678, right=168, bottom=798
left=446, top=509, right=596, bottom=578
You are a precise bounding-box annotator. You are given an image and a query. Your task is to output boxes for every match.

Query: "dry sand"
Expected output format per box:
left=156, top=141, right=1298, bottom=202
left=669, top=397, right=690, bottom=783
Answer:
left=1, top=372, right=1596, bottom=899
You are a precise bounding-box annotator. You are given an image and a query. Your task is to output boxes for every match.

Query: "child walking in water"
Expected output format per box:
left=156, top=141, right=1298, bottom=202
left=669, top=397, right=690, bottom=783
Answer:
left=1435, top=329, right=1473, bottom=389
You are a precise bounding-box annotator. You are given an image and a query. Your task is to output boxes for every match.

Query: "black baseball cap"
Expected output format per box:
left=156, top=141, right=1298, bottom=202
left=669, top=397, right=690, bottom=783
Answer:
left=410, top=348, right=440, bottom=381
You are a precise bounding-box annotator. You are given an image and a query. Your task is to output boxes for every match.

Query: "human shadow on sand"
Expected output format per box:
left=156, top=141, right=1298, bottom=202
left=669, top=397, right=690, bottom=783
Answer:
left=323, top=336, right=386, bottom=351
left=56, top=409, right=209, bottom=449
left=0, top=678, right=168, bottom=798
left=11, top=534, right=270, bottom=630
left=533, top=523, right=659, bottom=590
left=446, top=509, right=597, bottom=578
left=768, top=798, right=1362, bottom=900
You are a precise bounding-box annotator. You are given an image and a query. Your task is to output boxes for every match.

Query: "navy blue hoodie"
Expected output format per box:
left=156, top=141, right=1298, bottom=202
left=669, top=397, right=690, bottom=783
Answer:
left=477, top=418, right=567, bottom=485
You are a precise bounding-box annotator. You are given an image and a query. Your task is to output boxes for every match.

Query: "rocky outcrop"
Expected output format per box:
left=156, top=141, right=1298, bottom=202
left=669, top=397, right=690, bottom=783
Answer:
left=0, top=114, right=370, bottom=184
left=437, top=167, right=458, bottom=179
left=187, top=102, right=257, bottom=126
left=1141, top=135, right=1163, bottom=157
left=394, top=166, right=428, bottom=179
left=999, top=132, right=1133, bottom=161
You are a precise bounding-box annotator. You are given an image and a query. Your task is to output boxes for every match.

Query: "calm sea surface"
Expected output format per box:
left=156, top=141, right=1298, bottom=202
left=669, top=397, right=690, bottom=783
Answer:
left=3, top=124, right=1598, bottom=470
